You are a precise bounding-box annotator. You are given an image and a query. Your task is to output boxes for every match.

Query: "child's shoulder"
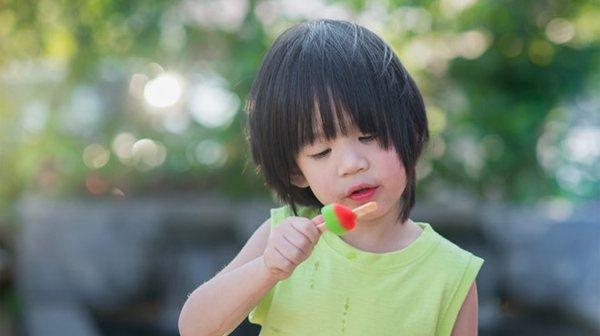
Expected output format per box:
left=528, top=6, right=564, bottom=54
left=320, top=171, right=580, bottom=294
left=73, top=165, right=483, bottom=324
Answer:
left=422, top=223, right=484, bottom=270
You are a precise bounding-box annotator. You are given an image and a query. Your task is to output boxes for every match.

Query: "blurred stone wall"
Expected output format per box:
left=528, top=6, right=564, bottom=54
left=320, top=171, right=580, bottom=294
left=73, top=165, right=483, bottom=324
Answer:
left=15, top=194, right=600, bottom=335
left=16, top=195, right=272, bottom=336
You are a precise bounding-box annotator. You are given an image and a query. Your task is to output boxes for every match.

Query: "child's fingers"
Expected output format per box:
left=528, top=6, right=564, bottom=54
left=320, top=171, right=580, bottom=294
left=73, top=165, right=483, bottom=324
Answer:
left=278, top=239, right=307, bottom=265
left=292, top=218, right=321, bottom=246
left=271, top=226, right=312, bottom=264
left=272, top=245, right=299, bottom=268
left=263, top=245, right=295, bottom=278
left=282, top=229, right=313, bottom=258
left=263, top=217, right=322, bottom=279
left=267, top=225, right=305, bottom=264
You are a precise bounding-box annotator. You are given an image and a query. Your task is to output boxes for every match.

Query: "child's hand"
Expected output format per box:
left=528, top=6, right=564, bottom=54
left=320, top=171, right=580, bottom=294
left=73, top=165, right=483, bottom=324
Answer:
left=263, top=217, right=321, bottom=280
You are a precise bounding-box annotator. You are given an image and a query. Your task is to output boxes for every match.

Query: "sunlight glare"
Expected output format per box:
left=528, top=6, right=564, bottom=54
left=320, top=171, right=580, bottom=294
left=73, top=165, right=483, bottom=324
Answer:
left=144, top=73, right=183, bottom=108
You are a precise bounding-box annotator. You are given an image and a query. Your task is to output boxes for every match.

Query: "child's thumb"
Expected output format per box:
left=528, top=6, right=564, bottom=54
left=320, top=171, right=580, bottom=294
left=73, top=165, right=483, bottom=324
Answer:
left=311, top=214, right=327, bottom=234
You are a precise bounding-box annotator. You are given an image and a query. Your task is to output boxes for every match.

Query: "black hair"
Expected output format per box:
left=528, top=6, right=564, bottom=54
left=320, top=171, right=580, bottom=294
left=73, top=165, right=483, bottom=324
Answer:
left=246, top=19, right=428, bottom=223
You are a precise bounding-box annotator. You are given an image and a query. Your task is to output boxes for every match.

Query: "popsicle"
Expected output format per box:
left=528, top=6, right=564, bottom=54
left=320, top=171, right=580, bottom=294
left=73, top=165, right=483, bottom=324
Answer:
left=313, top=202, right=377, bottom=235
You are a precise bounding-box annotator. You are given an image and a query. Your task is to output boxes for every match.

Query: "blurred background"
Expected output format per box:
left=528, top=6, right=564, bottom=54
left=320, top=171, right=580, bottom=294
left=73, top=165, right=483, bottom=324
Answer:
left=0, top=0, right=599, bottom=335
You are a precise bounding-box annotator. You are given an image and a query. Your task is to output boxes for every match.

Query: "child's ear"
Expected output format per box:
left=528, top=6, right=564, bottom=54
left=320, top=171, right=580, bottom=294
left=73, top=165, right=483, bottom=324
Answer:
left=290, top=168, right=309, bottom=188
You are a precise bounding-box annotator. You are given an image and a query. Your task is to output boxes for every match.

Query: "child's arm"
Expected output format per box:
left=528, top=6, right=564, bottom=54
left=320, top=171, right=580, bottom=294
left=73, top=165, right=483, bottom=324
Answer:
left=178, top=216, right=321, bottom=336
left=450, top=281, right=479, bottom=336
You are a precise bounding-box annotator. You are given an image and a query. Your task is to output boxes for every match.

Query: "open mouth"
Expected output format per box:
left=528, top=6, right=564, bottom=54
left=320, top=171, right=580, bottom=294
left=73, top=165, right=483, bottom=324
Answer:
left=348, top=186, right=377, bottom=201
left=352, top=188, right=371, bottom=195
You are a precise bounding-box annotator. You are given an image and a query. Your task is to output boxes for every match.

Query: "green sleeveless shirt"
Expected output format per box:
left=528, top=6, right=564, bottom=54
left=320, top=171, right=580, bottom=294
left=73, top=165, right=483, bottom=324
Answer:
left=250, top=206, right=484, bottom=336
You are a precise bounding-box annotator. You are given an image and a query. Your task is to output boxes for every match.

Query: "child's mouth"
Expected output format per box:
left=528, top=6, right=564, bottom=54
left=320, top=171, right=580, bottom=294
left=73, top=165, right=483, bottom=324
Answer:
left=348, top=186, right=377, bottom=202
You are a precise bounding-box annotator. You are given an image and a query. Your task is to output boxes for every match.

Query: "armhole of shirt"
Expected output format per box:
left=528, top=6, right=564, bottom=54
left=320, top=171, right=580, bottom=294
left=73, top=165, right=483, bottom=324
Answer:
left=248, top=207, right=290, bottom=325
left=437, top=254, right=484, bottom=336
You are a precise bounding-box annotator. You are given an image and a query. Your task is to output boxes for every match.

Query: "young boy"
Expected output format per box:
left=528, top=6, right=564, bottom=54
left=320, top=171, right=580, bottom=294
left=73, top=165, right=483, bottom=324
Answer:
left=179, top=19, right=483, bottom=336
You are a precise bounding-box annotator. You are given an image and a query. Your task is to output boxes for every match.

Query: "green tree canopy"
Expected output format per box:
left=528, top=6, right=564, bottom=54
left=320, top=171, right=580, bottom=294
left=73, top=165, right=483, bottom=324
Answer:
left=1, top=0, right=598, bottom=225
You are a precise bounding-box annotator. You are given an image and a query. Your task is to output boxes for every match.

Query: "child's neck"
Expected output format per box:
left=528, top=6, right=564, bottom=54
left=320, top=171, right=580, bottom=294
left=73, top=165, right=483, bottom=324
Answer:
left=340, top=218, right=423, bottom=253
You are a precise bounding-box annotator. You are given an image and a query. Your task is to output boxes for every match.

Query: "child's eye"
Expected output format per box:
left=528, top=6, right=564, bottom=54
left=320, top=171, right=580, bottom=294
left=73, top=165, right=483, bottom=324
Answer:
left=359, top=134, right=377, bottom=142
left=311, top=149, right=331, bottom=159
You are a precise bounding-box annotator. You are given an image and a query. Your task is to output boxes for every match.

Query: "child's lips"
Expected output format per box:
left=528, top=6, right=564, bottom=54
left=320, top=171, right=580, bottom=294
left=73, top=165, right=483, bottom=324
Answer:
left=347, top=185, right=378, bottom=202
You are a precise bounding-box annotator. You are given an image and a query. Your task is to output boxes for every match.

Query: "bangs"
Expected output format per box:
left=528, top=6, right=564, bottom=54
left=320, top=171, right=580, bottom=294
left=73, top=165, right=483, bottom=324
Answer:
left=278, top=24, right=400, bottom=155
left=294, top=83, right=393, bottom=152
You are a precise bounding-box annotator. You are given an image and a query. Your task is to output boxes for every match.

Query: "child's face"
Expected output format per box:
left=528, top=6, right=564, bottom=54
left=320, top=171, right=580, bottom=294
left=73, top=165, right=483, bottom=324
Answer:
left=291, top=122, right=407, bottom=223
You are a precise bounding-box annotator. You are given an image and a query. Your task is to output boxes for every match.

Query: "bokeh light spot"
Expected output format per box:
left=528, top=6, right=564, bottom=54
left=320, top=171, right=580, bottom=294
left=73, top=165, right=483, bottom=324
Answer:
left=564, top=126, right=600, bottom=166
left=188, top=83, right=240, bottom=128
left=528, top=39, right=555, bottom=66
left=144, top=73, right=184, bottom=108
left=131, top=138, right=167, bottom=171
left=85, top=172, right=109, bottom=195
left=195, top=139, right=227, bottom=167
left=112, top=133, right=137, bottom=166
left=458, top=30, right=492, bottom=59
left=20, top=100, right=49, bottom=134
left=546, top=18, right=575, bottom=45
left=427, top=136, right=446, bottom=159
left=83, top=144, right=110, bottom=169
left=416, top=158, right=433, bottom=180
left=427, top=105, right=447, bottom=134
left=129, top=73, right=150, bottom=100
left=543, top=198, right=573, bottom=221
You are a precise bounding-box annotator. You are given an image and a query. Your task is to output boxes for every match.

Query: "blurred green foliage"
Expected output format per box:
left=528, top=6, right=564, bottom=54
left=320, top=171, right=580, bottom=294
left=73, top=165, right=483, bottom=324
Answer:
left=1, top=0, right=599, bottom=226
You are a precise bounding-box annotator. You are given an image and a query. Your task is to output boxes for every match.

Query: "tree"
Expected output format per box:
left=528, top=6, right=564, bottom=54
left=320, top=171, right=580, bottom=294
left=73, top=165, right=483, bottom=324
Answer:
left=1, top=0, right=598, bottom=228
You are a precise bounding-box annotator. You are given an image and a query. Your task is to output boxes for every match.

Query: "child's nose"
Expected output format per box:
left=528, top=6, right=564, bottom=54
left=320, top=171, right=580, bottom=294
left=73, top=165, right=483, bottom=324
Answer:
left=337, top=148, right=368, bottom=177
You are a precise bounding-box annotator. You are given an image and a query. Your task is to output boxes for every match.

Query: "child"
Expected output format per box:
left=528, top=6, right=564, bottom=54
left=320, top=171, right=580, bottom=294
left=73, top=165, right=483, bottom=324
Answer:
left=179, top=19, right=483, bottom=336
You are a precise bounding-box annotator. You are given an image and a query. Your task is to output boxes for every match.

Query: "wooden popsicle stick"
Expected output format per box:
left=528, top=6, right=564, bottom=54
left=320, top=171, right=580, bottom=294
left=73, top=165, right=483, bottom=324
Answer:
left=352, top=201, right=378, bottom=217
left=313, top=202, right=378, bottom=232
